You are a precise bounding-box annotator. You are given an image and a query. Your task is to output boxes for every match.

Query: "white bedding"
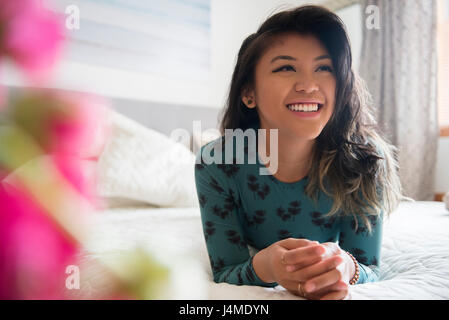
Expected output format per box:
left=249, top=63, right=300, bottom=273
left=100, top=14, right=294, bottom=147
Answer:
left=83, top=200, right=449, bottom=300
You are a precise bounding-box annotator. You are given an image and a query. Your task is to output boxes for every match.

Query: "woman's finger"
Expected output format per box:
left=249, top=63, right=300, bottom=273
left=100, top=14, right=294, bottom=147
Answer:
left=288, top=255, right=343, bottom=281
left=284, top=253, right=323, bottom=273
left=303, top=267, right=343, bottom=294
left=278, top=279, right=306, bottom=296
left=319, top=288, right=349, bottom=300
left=283, top=244, right=325, bottom=266
left=298, top=280, right=348, bottom=300
left=279, top=238, right=315, bottom=251
left=279, top=277, right=346, bottom=300
left=314, top=280, right=348, bottom=296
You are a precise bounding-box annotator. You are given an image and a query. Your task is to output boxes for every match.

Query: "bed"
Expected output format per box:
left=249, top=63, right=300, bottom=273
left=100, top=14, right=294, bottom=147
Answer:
left=81, top=201, right=449, bottom=300
left=78, top=108, right=449, bottom=300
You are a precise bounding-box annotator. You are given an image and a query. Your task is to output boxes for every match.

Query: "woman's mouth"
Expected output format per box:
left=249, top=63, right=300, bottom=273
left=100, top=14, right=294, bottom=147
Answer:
left=285, top=103, right=323, bottom=118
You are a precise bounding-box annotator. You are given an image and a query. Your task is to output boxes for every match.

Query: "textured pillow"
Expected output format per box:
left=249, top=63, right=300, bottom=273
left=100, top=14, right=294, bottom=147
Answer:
left=96, top=111, right=199, bottom=208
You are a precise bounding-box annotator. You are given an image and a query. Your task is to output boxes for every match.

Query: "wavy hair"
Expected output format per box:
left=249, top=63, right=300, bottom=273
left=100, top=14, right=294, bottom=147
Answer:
left=219, top=5, right=411, bottom=234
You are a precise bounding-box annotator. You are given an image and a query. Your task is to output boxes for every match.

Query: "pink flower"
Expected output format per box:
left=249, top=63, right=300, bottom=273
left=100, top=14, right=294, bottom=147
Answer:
left=47, top=92, right=109, bottom=160
left=0, top=88, right=109, bottom=299
left=11, top=89, right=109, bottom=159
left=0, top=0, right=65, bottom=82
left=11, top=89, right=109, bottom=207
left=0, top=180, right=80, bottom=300
left=0, top=64, right=5, bottom=109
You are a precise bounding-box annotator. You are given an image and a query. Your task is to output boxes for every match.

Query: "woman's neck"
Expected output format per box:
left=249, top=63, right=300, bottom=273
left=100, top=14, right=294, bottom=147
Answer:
left=262, top=128, right=315, bottom=183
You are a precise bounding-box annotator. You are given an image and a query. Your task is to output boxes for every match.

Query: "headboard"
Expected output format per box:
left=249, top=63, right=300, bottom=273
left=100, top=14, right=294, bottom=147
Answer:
left=110, top=97, right=223, bottom=151
left=110, top=97, right=221, bottom=137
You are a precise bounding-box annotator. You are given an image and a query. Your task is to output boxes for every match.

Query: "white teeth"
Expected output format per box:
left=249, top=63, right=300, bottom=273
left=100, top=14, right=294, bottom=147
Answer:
left=287, top=103, right=319, bottom=112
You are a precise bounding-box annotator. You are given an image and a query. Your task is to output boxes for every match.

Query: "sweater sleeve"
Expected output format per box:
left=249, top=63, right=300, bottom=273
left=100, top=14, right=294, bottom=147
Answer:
left=194, top=147, right=277, bottom=287
left=338, top=208, right=383, bottom=284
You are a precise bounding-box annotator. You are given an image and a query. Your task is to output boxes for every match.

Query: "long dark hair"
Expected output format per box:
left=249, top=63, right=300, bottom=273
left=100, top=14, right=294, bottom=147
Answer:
left=219, top=5, right=408, bottom=233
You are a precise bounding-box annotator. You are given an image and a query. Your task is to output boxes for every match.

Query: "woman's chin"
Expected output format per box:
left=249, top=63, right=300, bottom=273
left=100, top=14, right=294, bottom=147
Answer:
left=279, top=126, right=323, bottom=141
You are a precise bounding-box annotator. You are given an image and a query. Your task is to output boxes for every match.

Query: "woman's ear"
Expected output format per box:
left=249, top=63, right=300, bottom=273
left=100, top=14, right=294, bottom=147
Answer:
left=241, top=87, right=256, bottom=109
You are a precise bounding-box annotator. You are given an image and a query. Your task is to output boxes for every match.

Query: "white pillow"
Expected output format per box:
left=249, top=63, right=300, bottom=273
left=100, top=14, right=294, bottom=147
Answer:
left=96, top=111, right=199, bottom=208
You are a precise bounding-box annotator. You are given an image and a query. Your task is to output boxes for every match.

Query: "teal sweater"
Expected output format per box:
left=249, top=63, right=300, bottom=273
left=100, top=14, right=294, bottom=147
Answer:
left=194, top=130, right=382, bottom=287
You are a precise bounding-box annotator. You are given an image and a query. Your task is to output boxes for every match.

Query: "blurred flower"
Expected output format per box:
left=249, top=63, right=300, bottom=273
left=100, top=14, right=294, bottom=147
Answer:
left=0, top=87, right=198, bottom=299
left=83, top=248, right=172, bottom=300
left=11, top=90, right=108, bottom=159
left=0, top=180, right=80, bottom=299
left=0, top=0, right=64, bottom=82
left=10, top=90, right=109, bottom=204
left=0, top=0, right=182, bottom=300
left=0, top=90, right=108, bottom=299
left=0, top=86, right=5, bottom=110
left=0, top=64, right=5, bottom=109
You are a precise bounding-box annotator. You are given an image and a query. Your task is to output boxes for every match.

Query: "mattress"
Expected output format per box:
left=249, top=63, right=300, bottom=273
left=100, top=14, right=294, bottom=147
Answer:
left=81, top=200, right=449, bottom=300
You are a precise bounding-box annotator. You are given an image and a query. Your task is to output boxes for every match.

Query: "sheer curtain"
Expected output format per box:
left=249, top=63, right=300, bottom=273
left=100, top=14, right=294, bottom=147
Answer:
left=358, top=0, right=439, bottom=201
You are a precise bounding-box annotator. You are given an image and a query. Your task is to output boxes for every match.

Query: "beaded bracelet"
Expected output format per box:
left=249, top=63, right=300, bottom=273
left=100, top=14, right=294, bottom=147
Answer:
left=345, top=251, right=360, bottom=285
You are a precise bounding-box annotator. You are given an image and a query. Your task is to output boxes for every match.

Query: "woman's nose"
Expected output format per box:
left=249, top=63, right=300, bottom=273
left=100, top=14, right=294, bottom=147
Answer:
left=294, top=74, right=319, bottom=93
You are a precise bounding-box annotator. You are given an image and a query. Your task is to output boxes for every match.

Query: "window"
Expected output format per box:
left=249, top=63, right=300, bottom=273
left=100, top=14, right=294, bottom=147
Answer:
left=330, top=0, right=449, bottom=136
left=438, top=0, right=449, bottom=136
left=55, top=0, right=211, bottom=82
left=36, top=0, right=212, bottom=106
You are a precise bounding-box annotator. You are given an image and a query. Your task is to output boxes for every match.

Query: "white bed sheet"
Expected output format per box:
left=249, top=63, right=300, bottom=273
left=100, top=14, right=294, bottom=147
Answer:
left=83, top=201, right=449, bottom=300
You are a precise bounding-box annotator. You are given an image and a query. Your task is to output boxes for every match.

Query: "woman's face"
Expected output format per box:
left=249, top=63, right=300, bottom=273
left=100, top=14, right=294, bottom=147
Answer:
left=246, top=32, right=336, bottom=140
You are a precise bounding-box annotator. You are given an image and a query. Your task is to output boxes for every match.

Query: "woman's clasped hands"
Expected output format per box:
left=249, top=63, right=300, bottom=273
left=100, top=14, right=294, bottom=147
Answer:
left=267, top=238, right=354, bottom=300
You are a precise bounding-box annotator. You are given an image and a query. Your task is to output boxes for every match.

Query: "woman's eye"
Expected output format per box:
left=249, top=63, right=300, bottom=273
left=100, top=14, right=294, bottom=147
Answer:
left=273, top=65, right=295, bottom=72
left=317, top=65, right=333, bottom=72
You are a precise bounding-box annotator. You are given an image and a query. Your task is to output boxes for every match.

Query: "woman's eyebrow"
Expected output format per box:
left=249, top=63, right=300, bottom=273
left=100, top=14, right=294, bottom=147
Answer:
left=270, top=55, right=296, bottom=63
left=314, top=54, right=331, bottom=61
left=270, top=54, right=331, bottom=63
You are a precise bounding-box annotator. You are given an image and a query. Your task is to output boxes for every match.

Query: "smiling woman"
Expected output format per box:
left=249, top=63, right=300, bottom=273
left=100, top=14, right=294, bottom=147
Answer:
left=196, top=5, right=409, bottom=300
left=249, top=32, right=336, bottom=151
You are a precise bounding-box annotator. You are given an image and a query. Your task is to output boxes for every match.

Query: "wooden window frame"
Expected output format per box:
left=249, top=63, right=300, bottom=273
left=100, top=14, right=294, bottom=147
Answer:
left=440, top=126, right=449, bottom=137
